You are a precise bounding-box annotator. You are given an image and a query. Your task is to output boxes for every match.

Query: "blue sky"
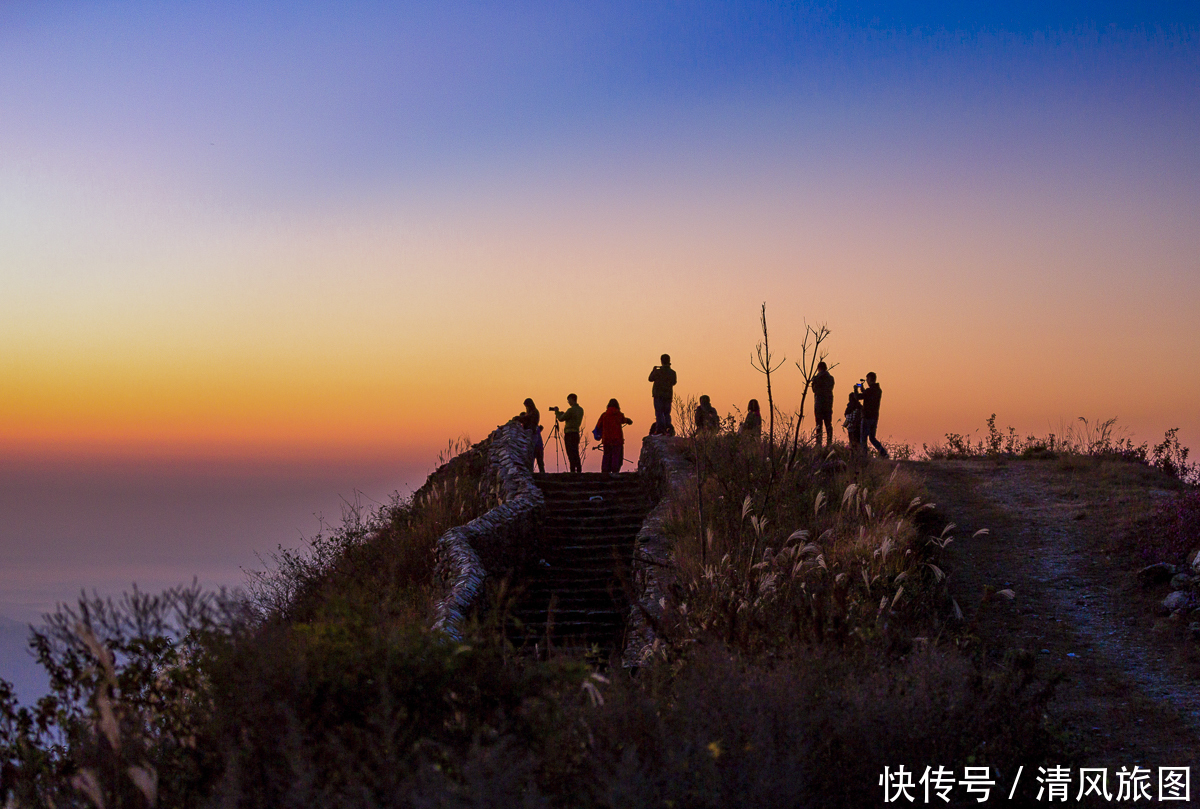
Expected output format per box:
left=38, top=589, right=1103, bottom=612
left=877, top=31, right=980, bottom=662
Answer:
left=4, top=2, right=1197, bottom=206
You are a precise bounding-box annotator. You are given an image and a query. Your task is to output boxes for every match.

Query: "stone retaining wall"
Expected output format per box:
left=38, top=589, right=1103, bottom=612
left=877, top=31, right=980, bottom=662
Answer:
left=432, top=422, right=544, bottom=640
left=624, top=435, right=694, bottom=666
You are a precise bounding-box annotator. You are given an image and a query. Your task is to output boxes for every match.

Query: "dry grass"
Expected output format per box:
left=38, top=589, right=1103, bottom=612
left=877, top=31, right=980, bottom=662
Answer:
left=246, top=437, right=499, bottom=627
left=0, top=425, right=1075, bottom=806
left=654, top=432, right=952, bottom=654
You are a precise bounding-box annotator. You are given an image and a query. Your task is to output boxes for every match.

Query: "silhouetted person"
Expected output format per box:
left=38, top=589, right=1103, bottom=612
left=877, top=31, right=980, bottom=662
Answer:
left=843, top=391, right=863, bottom=448
left=812, top=361, right=835, bottom=446
left=740, top=399, right=762, bottom=436
left=861, top=371, right=888, bottom=458
left=553, top=393, right=584, bottom=473
left=648, top=354, right=677, bottom=435
left=694, top=395, right=720, bottom=433
left=595, top=398, right=633, bottom=474
left=515, top=398, right=545, bottom=472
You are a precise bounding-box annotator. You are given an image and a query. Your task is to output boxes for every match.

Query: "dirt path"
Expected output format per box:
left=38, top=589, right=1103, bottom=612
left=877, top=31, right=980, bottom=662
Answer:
left=908, top=459, right=1200, bottom=767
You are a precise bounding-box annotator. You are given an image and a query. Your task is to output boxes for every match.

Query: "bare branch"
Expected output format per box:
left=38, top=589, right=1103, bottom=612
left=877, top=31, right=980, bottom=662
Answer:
left=748, top=303, right=785, bottom=446
left=787, top=320, right=834, bottom=469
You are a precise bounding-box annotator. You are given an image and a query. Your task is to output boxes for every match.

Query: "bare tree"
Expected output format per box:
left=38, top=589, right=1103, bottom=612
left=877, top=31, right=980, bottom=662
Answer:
left=750, top=303, right=786, bottom=447
left=787, top=321, right=836, bottom=469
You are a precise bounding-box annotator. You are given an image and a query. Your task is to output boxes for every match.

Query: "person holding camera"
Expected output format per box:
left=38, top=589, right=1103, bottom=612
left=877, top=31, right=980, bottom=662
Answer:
left=551, top=394, right=584, bottom=473
left=648, top=354, right=677, bottom=435
left=861, top=372, right=888, bottom=458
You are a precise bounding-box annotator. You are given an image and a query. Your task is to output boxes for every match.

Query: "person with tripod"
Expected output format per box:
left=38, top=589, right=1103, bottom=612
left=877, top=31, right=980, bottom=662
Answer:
left=550, top=393, right=584, bottom=473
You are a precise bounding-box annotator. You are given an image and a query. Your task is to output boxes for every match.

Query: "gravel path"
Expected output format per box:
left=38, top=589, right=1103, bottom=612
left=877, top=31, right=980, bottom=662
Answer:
left=911, top=459, right=1200, bottom=767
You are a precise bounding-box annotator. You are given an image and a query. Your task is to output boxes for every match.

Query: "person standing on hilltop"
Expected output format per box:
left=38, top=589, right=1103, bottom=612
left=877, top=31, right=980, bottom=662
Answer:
left=861, top=372, right=889, bottom=459
left=811, top=361, right=836, bottom=447
left=740, top=399, right=762, bottom=436
left=595, top=398, right=633, bottom=474
left=648, top=354, right=677, bottom=436
left=695, top=395, right=720, bottom=433
left=552, top=393, right=584, bottom=473
left=843, top=390, right=863, bottom=449
left=515, top=398, right=545, bottom=473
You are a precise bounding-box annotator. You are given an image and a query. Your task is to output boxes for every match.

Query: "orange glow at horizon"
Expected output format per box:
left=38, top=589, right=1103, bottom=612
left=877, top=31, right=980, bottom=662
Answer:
left=4, top=136, right=1198, bottom=469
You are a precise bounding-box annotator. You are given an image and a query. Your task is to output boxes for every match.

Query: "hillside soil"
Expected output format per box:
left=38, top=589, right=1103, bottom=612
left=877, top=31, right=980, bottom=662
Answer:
left=907, top=458, right=1200, bottom=767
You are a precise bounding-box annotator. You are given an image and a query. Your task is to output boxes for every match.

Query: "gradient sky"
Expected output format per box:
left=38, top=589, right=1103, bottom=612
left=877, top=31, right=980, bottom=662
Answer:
left=1, top=4, right=1199, bottom=670
left=4, top=1, right=1199, bottom=462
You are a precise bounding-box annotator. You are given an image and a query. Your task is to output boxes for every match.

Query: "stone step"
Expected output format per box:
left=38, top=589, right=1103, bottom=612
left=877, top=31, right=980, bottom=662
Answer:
left=530, top=549, right=636, bottom=561
left=540, top=503, right=648, bottom=516
left=540, top=528, right=643, bottom=539
left=541, top=515, right=646, bottom=528
left=532, top=563, right=632, bottom=576
left=511, top=624, right=623, bottom=637
left=533, top=471, right=642, bottom=483
left=524, top=592, right=622, bottom=603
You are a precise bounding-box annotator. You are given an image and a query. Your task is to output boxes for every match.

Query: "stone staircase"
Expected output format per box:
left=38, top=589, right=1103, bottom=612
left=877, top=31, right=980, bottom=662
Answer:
left=507, top=472, right=654, bottom=655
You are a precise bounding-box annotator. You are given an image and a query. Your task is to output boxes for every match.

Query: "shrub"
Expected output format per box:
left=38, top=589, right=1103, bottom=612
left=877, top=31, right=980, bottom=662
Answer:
left=2, top=585, right=249, bottom=808
left=1152, top=428, right=1197, bottom=485
left=203, top=619, right=585, bottom=807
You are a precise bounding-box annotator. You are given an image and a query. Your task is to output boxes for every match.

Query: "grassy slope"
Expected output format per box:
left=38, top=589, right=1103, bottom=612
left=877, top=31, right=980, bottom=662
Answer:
left=9, top=442, right=1196, bottom=807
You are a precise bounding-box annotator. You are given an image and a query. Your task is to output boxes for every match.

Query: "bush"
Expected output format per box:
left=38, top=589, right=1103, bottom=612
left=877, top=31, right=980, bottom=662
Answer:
left=204, top=620, right=585, bottom=808
left=2, top=585, right=248, bottom=808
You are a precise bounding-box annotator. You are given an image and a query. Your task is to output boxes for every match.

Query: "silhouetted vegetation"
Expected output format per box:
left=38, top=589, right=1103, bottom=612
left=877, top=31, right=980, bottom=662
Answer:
left=0, top=416, right=1077, bottom=807
left=20, top=406, right=1200, bottom=805
left=922, top=415, right=1197, bottom=485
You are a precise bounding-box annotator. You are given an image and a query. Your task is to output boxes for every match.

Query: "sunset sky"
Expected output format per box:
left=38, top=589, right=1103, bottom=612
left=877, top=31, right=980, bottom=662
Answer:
left=1, top=3, right=1198, bottom=680
left=4, top=0, right=1199, bottom=462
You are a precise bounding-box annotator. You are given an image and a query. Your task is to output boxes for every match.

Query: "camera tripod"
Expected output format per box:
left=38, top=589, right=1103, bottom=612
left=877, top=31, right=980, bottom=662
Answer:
left=545, top=414, right=565, bottom=472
